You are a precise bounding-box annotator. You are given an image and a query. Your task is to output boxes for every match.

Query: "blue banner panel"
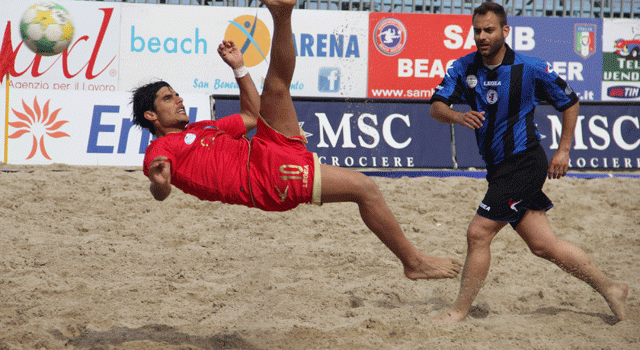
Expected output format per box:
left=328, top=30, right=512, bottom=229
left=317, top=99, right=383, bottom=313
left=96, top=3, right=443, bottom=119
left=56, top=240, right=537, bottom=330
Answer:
left=214, top=98, right=453, bottom=168
left=508, top=17, right=603, bottom=101
left=455, top=104, right=640, bottom=170
left=536, top=104, right=640, bottom=170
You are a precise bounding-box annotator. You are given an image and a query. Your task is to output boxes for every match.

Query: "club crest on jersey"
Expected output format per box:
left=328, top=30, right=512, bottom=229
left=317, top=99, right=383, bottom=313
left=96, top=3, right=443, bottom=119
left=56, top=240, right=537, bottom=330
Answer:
left=184, top=133, right=196, bottom=145
left=486, top=89, right=499, bottom=104
left=466, top=75, right=478, bottom=88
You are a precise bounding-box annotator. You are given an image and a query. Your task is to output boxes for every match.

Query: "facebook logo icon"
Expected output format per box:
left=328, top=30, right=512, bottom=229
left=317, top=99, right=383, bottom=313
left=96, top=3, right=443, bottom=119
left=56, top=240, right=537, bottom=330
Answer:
left=318, top=67, right=340, bottom=92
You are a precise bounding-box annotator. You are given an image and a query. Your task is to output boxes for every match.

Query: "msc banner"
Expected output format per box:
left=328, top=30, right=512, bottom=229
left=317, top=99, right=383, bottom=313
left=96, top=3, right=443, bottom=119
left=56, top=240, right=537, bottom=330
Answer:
left=2, top=89, right=211, bottom=166
left=214, top=98, right=453, bottom=168
left=455, top=104, right=640, bottom=170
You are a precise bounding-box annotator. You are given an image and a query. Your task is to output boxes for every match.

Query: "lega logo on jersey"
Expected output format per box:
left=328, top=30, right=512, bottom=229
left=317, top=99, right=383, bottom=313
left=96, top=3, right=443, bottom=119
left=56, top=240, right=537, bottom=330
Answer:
left=184, top=133, right=196, bottom=145
left=466, top=75, right=478, bottom=88
left=487, top=90, right=499, bottom=104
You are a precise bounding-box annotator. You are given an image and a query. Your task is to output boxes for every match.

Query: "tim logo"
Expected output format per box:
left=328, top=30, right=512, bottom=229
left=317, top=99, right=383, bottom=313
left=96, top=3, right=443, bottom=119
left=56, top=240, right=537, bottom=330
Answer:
left=574, top=24, right=596, bottom=59
left=224, top=14, right=271, bottom=67
left=318, top=67, right=340, bottom=92
left=373, top=18, right=407, bottom=56
left=607, top=86, right=640, bottom=99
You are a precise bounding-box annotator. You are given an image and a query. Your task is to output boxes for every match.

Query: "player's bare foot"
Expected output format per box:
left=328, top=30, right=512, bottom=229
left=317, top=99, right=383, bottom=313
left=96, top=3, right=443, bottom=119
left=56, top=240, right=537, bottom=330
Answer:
left=604, top=282, right=629, bottom=322
left=432, top=309, right=467, bottom=324
left=259, top=0, right=297, bottom=8
left=404, top=254, right=462, bottom=280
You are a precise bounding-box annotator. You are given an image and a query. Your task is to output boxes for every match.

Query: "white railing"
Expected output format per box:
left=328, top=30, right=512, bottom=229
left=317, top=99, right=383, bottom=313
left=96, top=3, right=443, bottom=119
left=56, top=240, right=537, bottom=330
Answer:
left=82, top=0, right=639, bottom=17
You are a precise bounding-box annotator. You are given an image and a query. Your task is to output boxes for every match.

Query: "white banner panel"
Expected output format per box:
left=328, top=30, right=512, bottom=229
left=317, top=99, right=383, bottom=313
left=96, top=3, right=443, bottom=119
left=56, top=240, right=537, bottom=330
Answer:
left=119, top=4, right=368, bottom=98
left=1, top=81, right=5, bottom=163
left=601, top=19, right=640, bottom=101
left=0, top=0, right=121, bottom=92
left=5, top=88, right=211, bottom=166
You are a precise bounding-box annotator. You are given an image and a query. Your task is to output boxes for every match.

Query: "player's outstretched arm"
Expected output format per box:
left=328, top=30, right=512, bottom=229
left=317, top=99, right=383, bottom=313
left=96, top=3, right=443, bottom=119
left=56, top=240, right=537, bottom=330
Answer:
left=548, top=101, right=579, bottom=179
left=430, top=101, right=485, bottom=129
left=148, top=156, right=172, bottom=201
left=218, top=40, right=260, bottom=133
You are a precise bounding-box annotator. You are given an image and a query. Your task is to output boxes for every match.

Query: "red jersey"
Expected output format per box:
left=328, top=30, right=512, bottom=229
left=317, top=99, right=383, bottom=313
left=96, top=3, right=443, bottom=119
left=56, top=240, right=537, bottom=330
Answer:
left=143, top=114, right=253, bottom=206
left=143, top=114, right=321, bottom=211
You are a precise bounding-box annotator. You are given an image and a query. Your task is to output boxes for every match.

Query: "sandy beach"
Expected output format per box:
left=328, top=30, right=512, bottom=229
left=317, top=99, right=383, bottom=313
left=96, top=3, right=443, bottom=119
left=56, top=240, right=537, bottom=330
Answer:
left=0, top=164, right=638, bottom=349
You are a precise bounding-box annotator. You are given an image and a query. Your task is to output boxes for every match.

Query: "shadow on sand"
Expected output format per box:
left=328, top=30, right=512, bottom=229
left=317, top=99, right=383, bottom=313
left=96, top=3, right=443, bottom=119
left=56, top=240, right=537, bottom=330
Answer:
left=526, top=306, right=620, bottom=325
left=49, top=324, right=262, bottom=350
left=426, top=297, right=619, bottom=325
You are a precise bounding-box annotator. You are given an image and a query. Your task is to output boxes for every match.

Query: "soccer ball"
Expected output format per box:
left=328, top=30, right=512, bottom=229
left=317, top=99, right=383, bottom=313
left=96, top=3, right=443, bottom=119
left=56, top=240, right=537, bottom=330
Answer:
left=20, top=2, right=74, bottom=56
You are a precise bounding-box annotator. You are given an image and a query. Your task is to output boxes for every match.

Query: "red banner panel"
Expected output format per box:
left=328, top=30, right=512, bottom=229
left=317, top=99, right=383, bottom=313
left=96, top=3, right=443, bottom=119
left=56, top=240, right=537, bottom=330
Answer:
left=368, top=13, right=474, bottom=99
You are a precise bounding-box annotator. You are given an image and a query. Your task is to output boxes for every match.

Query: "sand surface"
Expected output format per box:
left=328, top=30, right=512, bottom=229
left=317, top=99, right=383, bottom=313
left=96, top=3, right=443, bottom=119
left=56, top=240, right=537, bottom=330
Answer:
left=0, top=164, right=638, bottom=349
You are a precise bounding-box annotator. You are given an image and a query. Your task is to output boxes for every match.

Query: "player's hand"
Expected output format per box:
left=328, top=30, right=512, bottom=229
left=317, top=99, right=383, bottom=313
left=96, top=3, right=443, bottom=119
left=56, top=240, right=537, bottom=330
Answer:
left=149, top=156, right=171, bottom=185
left=458, top=111, right=485, bottom=129
left=548, top=150, right=569, bottom=179
left=218, top=40, right=245, bottom=69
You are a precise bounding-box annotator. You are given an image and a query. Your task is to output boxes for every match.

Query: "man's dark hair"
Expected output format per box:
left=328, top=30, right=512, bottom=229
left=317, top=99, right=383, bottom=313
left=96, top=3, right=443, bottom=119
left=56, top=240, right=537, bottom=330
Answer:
left=131, top=81, right=171, bottom=136
left=473, top=2, right=508, bottom=27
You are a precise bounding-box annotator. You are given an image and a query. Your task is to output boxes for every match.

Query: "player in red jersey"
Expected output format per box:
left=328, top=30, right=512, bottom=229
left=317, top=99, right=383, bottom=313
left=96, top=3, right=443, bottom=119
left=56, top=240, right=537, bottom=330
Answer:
left=133, top=0, right=462, bottom=280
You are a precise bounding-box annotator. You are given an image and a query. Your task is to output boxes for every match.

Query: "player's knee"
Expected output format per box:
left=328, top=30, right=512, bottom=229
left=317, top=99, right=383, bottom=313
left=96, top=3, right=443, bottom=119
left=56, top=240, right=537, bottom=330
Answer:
left=466, top=226, right=494, bottom=247
left=528, top=243, right=552, bottom=259
left=354, top=173, right=382, bottom=201
left=262, top=82, right=288, bottom=100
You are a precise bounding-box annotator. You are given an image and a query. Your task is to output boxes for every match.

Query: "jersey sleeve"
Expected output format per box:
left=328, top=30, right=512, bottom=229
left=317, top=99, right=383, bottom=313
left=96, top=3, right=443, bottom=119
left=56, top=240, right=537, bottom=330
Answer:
left=533, top=60, right=579, bottom=112
left=431, top=58, right=468, bottom=106
left=214, top=114, right=246, bottom=138
left=143, top=138, right=177, bottom=178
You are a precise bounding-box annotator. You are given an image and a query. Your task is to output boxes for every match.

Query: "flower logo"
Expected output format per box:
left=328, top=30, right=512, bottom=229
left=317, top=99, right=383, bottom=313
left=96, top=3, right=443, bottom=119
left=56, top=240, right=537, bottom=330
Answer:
left=9, top=97, right=70, bottom=160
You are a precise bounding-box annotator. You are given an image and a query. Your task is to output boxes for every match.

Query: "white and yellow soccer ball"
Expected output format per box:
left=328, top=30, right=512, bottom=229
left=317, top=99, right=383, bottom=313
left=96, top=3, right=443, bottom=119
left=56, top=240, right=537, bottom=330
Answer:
left=20, top=2, right=74, bottom=56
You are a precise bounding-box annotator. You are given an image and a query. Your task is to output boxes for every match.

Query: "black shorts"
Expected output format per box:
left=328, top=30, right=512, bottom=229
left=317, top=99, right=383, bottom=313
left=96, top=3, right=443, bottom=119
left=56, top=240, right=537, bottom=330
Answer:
left=477, top=144, right=553, bottom=229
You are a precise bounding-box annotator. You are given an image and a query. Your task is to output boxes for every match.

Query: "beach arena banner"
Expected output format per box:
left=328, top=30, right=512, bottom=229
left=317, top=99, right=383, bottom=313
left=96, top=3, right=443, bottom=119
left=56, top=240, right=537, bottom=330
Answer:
left=454, top=104, right=640, bottom=170
left=119, top=4, right=369, bottom=98
left=213, top=98, right=453, bottom=168
left=0, top=0, right=121, bottom=92
left=601, top=19, right=640, bottom=101
left=2, top=89, right=211, bottom=166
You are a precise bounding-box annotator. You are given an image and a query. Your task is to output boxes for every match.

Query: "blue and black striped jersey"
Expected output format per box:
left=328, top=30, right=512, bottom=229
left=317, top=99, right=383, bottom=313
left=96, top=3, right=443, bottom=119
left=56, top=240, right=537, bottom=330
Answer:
left=431, top=44, right=579, bottom=167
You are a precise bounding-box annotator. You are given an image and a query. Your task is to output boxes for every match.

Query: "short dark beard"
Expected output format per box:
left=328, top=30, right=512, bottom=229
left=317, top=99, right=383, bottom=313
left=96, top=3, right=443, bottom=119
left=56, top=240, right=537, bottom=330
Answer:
left=480, top=38, right=505, bottom=63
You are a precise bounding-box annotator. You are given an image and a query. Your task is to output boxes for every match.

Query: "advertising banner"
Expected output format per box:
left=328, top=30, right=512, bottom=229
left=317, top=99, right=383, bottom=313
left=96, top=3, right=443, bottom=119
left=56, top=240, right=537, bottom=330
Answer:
left=367, top=13, right=604, bottom=101
left=4, top=89, right=211, bottom=166
left=507, top=17, right=603, bottom=101
left=367, top=13, right=473, bottom=100
left=455, top=104, right=640, bottom=170
left=0, top=0, right=121, bottom=92
left=119, top=5, right=368, bottom=98
left=214, top=98, right=452, bottom=168
left=602, top=19, right=640, bottom=101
